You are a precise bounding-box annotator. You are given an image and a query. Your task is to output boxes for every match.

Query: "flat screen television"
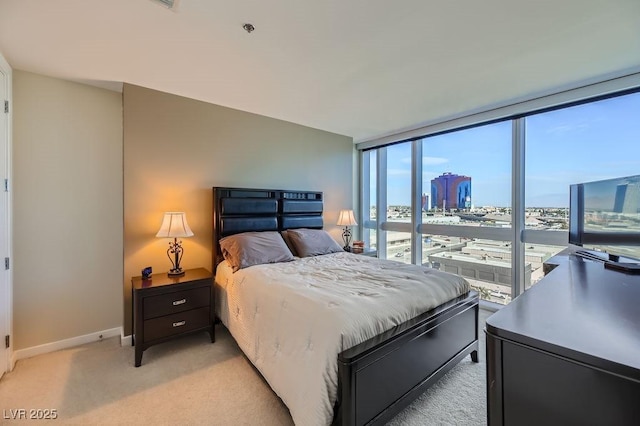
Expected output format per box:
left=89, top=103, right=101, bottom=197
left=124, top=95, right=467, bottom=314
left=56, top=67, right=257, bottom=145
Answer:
left=569, top=174, right=640, bottom=272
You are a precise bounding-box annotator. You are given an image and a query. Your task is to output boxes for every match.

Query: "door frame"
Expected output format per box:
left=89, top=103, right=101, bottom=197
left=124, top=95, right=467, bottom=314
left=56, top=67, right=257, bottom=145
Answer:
left=0, top=51, right=13, bottom=376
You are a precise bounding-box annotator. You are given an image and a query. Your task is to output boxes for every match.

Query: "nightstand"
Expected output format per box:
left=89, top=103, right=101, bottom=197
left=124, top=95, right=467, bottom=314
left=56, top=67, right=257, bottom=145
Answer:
left=132, top=267, right=214, bottom=367
left=352, top=248, right=377, bottom=257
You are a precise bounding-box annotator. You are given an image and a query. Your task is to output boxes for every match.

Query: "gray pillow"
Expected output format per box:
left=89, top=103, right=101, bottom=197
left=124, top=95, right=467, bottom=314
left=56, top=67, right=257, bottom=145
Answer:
left=219, top=231, right=294, bottom=272
left=287, top=228, right=344, bottom=257
left=280, top=230, right=298, bottom=257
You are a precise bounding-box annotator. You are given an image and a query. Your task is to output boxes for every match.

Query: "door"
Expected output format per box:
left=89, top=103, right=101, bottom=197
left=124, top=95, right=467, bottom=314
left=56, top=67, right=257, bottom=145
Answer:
left=0, top=62, right=10, bottom=378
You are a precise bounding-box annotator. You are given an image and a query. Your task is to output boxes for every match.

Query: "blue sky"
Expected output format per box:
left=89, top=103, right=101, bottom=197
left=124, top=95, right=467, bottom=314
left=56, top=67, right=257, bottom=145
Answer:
left=378, top=91, right=640, bottom=207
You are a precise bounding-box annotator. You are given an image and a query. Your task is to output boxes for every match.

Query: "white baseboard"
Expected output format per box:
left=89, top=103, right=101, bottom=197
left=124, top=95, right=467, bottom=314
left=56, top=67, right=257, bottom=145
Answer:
left=10, top=351, right=17, bottom=371
left=14, top=327, right=123, bottom=361
left=120, top=333, right=132, bottom=347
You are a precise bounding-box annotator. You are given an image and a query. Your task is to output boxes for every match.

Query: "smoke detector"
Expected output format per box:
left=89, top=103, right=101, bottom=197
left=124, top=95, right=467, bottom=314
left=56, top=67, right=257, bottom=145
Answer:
left=151, top=0, right=177, bottom=9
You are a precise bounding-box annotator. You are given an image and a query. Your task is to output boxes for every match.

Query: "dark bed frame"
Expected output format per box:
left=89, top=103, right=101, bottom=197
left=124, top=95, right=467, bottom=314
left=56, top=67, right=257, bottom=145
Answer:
left=212, top=187, right=479, bottom=426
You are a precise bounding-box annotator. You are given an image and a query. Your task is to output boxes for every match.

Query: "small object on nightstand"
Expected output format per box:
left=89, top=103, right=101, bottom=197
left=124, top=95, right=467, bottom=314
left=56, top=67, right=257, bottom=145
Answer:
left=141, top=266, right=152, bottom=279
left=352, top=240, right=364, bottom=253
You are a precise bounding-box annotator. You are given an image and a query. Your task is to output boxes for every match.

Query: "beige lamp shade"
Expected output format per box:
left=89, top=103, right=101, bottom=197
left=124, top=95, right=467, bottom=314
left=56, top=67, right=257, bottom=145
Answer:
left=156, top=212, right=194, bottom=238
left=337, top=209, right=358, bottom=227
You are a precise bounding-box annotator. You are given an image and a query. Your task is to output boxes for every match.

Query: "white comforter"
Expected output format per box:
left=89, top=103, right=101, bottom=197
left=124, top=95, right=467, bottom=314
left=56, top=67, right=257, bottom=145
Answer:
left=215, top=252, right=470, bottom=426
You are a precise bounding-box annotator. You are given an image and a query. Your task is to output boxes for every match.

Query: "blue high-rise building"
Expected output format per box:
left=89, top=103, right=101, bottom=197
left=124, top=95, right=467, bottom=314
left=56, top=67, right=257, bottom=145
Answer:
left=431, top=172, right=471, bottom=211
left=613, top=183, right=640, bottom=213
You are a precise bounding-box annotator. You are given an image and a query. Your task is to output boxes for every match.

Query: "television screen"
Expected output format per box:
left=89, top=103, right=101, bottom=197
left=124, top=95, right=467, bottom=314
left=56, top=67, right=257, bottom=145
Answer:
left=570, top=175, right=640, bottom=259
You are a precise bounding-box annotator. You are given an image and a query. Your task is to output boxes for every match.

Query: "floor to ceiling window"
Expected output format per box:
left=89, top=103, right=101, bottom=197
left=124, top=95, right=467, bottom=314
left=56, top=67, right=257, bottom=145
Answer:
left=361, top=150, right=377, bottom=253
left=523, top=91, right=640, bottom=289
left=360, top=86, right=640, bottom=305
left=383, top=143, right=413, bottom=264
left=420, top=122, right=513, bottom=303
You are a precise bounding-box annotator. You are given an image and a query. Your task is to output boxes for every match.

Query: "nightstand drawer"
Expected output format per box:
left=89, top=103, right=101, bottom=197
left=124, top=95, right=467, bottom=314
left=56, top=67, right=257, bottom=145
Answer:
left=144, top=307, right=210, bottom=342
left=143, top=286, right=210, bottom=319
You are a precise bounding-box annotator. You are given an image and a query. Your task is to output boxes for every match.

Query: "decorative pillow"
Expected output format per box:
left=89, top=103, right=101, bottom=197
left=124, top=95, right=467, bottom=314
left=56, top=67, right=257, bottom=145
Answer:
left=219, top=231, right=294, bottom=272
left=280, top=230, right=298, bottom=257
left=286, top=228, right=344, bottom=257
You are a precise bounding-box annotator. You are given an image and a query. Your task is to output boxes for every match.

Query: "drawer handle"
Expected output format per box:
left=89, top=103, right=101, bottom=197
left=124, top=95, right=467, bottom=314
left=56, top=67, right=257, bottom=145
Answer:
left=172, top=298, right=187, bottom=306
left=173, top=321, right=186, bottom=327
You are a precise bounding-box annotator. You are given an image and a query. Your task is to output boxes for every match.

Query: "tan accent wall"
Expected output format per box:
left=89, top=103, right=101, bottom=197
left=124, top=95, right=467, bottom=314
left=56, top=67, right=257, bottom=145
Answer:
left=13, top=70, right=123, bottom=350
left=123, top=84, right=353, bottom=335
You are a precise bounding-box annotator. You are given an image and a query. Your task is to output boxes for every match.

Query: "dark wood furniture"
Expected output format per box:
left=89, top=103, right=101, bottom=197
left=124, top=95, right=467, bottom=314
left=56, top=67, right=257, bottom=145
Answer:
left=212, top=187, right=479, bottom=426
left=485, top=250, right=640, bottom=426
left=353, top=248, right=377, bottom=257
left=132, top=267, right=214, bottom=367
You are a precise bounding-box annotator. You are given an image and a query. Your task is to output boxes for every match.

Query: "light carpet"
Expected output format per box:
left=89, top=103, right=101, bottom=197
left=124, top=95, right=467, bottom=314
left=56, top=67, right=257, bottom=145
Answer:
left=0, top=309, right=491, bottom=425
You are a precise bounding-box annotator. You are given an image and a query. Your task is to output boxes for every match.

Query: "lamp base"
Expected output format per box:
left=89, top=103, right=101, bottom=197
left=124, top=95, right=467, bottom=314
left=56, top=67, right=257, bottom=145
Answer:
left=342, top=227, right=353, bottom=253
left=168, top=270, right=185, bottom=277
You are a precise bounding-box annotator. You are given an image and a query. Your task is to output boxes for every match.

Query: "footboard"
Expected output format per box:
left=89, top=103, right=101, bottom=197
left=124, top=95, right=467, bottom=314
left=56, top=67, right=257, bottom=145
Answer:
left=335, top=291, right=479, bottom=426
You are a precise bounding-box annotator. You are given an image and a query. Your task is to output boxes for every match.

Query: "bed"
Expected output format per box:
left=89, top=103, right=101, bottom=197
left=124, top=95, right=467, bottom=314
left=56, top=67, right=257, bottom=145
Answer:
left=212, top=187, right=479, bottom=426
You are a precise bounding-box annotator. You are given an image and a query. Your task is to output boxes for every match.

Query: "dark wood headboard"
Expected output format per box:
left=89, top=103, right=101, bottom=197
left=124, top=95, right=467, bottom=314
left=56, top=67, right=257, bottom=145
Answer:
left=212, top=187, right=324, bottom=270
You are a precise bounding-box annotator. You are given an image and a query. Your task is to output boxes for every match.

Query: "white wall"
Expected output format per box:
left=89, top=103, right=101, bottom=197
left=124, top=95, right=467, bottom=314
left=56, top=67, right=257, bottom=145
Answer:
left=13, top=70, right=123, bottom=350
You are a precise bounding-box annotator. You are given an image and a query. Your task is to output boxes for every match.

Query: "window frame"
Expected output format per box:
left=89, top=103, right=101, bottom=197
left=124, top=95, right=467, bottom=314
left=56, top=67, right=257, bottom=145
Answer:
left=358, top=72, right=640, bottom=301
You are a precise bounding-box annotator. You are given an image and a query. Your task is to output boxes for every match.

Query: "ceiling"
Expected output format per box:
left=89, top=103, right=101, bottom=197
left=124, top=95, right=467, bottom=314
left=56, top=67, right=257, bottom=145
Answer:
left=0, top=0, right=639, bottom=143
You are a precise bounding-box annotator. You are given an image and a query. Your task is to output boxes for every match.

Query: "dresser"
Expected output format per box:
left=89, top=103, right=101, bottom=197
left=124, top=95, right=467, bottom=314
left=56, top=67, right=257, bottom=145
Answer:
left=132, top=267, right=214, bottom=367
left=485, top=251, right=640, bottom=425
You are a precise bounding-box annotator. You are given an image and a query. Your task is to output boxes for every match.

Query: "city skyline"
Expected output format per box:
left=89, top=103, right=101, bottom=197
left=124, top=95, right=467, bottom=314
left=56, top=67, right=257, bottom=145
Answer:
left=374, top=92, right=640, bottom=207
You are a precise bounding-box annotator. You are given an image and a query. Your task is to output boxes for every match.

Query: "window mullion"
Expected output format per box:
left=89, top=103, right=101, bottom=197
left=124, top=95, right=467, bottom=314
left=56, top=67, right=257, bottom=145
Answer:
left=377, top=148, right=388, bottom=259
left=512, top=118, right=526, bottom=299
left=411, top=140, right=422, bottom=265
left=360, top=151, right=371, bottom=249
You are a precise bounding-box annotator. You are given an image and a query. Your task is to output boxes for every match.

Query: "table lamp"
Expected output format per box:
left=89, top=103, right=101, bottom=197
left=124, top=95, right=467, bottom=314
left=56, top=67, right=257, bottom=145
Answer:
left=156, top=212, right=194, bottom=276
left=337, top=209, right=358, bottom=251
